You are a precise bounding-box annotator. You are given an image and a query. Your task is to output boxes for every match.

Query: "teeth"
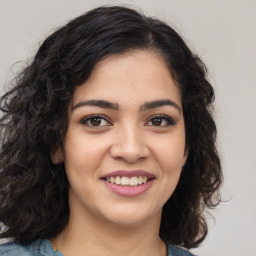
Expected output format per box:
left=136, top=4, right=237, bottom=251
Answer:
left=115, top=176, right=121, bottom=185
left=129, top=177, right=138, bottom=186
left=121, top=177, right=130, bottom=186
left=106, top=176, right=150, bottom=186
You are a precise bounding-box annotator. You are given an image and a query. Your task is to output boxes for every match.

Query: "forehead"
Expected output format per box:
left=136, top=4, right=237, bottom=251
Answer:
left=73, top=50, right=181, bottom=107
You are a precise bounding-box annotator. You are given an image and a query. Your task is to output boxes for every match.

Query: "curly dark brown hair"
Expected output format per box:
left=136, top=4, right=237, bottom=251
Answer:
left=0, top=6, right=222, bottom=249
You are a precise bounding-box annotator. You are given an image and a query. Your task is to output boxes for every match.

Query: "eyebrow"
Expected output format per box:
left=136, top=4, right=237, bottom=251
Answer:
left=140, top=99, right=181, bottom=114
left=72, top=100, right=119, bottom=111
left=72, top=99, right=181, bottom=113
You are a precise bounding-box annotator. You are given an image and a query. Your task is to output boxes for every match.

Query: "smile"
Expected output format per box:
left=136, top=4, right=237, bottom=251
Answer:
left=106, top=176, right=152, bottom=186
left=101, top=170, right=155, bottom=196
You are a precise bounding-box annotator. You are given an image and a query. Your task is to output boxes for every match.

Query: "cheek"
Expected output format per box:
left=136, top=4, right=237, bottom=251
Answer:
left=157, top=142, right=185, bottom=200
left=153, top=135, right=186, bottom=172
left=152, top=135, right=186, bottom=198
left=63, top=135, right=112, bottom=192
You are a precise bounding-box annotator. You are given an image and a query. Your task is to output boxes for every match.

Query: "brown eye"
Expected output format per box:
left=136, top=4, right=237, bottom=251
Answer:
left=146, top=115, right=175, bottom=127
left=81, top=115, right=111, bottom=127
left=151, top=118, right=162, bottom=126
left=90, top=117, right=102, bottom=126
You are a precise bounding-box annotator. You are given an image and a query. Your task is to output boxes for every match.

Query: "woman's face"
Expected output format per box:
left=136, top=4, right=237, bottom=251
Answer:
left=53, top=50, right=187, bottom=227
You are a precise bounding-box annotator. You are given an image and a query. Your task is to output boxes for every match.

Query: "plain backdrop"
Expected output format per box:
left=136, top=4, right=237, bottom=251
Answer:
left=0, top=0, right=255, bottom=255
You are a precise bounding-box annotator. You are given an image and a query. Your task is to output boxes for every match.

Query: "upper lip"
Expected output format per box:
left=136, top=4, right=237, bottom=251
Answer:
left=101, top=170, right=155, bottom=179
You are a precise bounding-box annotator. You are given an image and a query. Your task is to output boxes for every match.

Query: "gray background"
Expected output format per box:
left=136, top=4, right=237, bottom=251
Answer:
left=0, top=0, right=255, bottom=255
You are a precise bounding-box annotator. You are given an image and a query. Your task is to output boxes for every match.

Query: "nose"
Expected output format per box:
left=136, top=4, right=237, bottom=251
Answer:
left=110, top=124, right=150, bottom=163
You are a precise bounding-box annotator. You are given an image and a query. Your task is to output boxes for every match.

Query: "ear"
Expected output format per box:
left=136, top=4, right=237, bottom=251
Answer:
left=51, top=145, right=64, bottom=164
left=182, top=147, right=189, bottom=167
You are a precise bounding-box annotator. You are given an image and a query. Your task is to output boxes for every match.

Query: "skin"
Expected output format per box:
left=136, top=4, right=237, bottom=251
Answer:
left=51, top=50, right=187, bottom=256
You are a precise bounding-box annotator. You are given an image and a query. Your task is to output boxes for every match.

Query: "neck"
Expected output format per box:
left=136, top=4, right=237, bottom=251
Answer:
left=50, top=206, right=166, bottom=256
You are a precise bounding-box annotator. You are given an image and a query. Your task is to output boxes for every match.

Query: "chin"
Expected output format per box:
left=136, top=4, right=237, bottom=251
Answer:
left=100, top=204, right=161, bottom=227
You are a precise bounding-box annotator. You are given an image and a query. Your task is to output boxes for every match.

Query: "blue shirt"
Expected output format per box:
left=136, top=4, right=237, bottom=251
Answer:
left=0, top=239, right=196, bottom=256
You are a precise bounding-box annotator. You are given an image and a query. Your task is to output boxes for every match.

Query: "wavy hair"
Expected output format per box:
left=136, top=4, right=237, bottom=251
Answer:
left=0, top=6, right=222, bottom=248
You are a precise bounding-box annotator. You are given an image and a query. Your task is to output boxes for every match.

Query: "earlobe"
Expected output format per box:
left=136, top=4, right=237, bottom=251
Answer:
left=51, top=145, right=64, bottom=164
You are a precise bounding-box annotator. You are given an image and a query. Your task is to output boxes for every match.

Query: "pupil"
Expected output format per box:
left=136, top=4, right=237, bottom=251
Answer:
left=91, top=118, right=101, bottom=126
left=152, top=118, right=162, bottom=126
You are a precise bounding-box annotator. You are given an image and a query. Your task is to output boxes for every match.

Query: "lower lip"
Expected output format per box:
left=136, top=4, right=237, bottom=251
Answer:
left=102, top=179, right=154, bottom=197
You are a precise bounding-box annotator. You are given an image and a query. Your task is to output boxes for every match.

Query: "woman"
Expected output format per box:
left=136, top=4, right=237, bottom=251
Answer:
left=0, top=6, right=222, bottom=256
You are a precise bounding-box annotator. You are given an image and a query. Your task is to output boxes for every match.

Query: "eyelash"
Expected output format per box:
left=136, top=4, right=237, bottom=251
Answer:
left=80, top=114, right=176, bottom=128
left=80, top=115, right=111, bottom=127
left=146, top=115, right=176, bottom=127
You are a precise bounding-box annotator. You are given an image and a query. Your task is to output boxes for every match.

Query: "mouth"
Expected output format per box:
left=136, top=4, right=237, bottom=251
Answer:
left=100, top=170, right=156, bottom=193
left=102, top=176, right=155, bottom=187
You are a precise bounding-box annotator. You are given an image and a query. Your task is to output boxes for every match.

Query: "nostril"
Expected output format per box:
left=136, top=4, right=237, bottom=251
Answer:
left=109, top=139, right=150, bottom=163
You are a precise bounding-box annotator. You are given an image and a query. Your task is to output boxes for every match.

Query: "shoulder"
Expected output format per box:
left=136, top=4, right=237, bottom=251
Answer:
left=167, top=244, right=197, bottom=256
left=0, top=239, right=59, bottom=256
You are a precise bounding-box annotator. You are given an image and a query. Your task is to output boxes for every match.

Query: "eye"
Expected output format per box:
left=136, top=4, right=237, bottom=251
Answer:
left=80, top=115, right=111, bottom=127
left=146, top=115, right=175, bottom=127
